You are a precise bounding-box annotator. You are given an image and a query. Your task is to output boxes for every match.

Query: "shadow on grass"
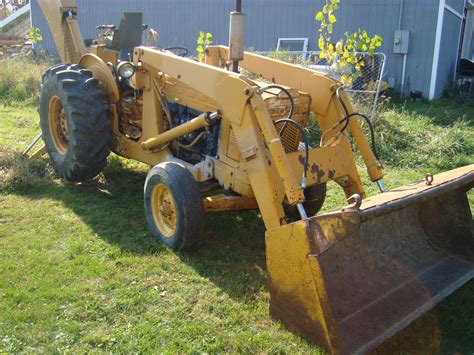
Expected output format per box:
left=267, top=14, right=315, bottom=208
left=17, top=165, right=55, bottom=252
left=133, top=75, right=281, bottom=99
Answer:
left=6, top=155, right=268, bottom=301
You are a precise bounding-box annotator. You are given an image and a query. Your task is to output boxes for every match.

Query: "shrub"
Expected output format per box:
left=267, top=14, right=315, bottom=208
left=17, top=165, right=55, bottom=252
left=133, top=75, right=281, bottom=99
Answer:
left=0, top=57, right=51, bottom=105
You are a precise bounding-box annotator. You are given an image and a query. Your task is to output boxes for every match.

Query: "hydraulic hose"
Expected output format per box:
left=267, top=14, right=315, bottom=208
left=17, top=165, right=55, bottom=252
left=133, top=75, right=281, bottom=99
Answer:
left=335, top=86, right=381, bottom=162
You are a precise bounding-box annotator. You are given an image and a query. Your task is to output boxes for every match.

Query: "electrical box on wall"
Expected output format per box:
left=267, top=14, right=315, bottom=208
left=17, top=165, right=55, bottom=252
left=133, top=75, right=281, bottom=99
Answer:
left=393, top=30, right=410, bottom=54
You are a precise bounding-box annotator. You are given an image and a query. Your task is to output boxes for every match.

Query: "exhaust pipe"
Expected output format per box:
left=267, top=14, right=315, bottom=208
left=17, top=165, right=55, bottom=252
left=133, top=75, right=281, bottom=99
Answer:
left=229, top=0, right=246, bottom=73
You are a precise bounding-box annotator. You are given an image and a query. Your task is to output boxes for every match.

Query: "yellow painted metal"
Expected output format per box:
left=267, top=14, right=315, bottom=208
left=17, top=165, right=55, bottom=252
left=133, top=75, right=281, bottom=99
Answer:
left=90, top=45, right=119, bottom=66
left=127, top=45, right=378, bottom=228
left=35, top=0, right=389, bottom=228
left=47, top=96, right=68, bottom=155
left=79, top=54, right=120, bottom=103
left=151, top=183, right=177, bottom=238
left=203, top=194, right=259, bottom=212
left=30, top=145, right=47, bottom=159
left=132, top=48, right=287, bottom=229
left=37, top=0, right=85, bottom=64
left=228, top=103, right=287, bottom=229
left=238, top=49, right=384, bottom=184
left=249, top=93, right=305, bottom=205
left=135, top=47, right=249, bottom=124
left=207, top=46, right=382, bottom=189
left=288, top=144, right=355, bottom=186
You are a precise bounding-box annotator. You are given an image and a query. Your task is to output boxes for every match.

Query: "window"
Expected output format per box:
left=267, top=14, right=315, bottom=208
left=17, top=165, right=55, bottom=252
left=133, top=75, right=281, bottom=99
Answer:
left=277, top=38, right=309, bottom=52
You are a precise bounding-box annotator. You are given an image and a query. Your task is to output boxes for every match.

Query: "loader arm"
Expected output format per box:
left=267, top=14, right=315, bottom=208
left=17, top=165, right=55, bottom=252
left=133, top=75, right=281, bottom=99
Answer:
left=37, top=0, right=86, bottom=63
left=207, top=46, right=384, bottom=185
left=134, top=46, right=377, bottom=229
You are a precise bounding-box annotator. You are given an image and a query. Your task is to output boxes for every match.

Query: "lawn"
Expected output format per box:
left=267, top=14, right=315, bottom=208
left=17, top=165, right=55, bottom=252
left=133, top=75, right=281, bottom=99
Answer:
left=0, top=60, right=473, bottom=352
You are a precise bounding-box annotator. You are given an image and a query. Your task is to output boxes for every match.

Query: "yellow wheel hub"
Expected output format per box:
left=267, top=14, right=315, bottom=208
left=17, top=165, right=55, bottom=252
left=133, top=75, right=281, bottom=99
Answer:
left=48, top=96, right=68, bottom=155
left=151, top=184, right=177, bottom=238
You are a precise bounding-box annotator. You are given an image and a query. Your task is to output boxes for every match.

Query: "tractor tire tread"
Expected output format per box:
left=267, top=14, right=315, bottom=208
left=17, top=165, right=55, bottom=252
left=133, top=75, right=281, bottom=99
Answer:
left=144, top=162, right=205, bottom=251
left=39, top=63, right=111, bottom=182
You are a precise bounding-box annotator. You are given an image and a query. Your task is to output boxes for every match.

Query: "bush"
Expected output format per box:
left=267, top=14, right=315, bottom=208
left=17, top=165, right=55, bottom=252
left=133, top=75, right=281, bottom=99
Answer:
left=0, top=57, right=51, bottom=105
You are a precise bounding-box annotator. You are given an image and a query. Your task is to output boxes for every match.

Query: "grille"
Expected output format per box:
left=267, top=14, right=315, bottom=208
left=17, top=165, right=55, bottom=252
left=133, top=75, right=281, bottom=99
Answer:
left=265, top=89, right=311, bottom=153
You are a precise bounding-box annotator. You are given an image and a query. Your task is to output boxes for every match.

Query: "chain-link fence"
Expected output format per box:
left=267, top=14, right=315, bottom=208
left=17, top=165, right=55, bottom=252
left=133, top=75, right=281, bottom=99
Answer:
left=254, top=51, right=386, bottom=121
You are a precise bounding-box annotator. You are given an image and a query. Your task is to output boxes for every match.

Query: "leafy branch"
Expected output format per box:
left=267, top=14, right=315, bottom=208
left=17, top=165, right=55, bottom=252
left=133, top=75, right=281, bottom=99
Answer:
left=28, top=27, right=42, bottom=44
left=316, top=0, right=382, bottom=87
left=196, top=31, right=213, bottom=63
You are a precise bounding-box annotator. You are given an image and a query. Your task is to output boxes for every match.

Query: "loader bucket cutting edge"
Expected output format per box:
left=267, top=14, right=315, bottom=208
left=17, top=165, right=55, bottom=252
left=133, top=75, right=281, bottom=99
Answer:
left=266, top=165, right=474, bottom=354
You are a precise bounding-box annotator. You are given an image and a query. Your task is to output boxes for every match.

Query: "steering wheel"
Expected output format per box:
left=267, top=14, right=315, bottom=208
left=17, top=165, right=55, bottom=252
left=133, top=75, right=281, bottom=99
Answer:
left=146, top=29, right=160, bottom=48
left=164, top=47, right=189, bottom=57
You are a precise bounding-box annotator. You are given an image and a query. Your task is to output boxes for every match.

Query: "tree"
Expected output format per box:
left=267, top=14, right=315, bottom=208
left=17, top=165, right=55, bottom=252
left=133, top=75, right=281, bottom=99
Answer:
left=316, top=0, right=383, bottom=88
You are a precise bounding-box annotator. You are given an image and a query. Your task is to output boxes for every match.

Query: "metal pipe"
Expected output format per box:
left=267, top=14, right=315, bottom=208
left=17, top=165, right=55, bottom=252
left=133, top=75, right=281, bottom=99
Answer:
left=398, top=0, right=404, bottom=30
left=23, top=133, right=43, bottom=156
left=377, top=180, right=386, bottom=193
left=297, top=203, right=308, bottom=220
left=236, top=0, right=242, bottom=12
left=231, top=0, right=244, bottom=73
left=398, top=0, right=407, bottom=96
left=401, top=53, right=407, bottom=96
left=370, top=53, right=386, bottom=122
left=142, top=112, right=217, bottom=150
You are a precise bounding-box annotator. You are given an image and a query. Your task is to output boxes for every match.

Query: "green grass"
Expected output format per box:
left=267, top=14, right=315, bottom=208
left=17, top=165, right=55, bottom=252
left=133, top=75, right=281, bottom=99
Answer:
left=0, top=69, right=473, bottom=352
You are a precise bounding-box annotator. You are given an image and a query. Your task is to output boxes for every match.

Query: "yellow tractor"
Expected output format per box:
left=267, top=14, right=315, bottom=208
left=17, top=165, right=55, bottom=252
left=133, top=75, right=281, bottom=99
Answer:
left=27, top=0, right=473, bottom=352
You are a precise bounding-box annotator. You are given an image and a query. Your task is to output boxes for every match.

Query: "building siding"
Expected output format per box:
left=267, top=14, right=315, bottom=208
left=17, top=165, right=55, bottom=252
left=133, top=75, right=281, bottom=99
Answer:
left=31, top=0, right=463, bottom=99
left=446, top=0, right=465, bottom=15
left=401, top=0, right=440, bottom=98
left=435, top=9, right=464, bottom=97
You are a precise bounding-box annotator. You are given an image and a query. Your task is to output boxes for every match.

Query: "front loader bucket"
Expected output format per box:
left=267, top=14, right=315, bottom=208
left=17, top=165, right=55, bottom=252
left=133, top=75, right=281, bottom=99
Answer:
left=266, top=165, right=474, bottom=354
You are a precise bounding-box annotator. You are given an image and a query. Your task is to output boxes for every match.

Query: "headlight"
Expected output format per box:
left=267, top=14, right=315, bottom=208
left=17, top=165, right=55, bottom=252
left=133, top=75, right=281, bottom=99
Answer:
left=117, top=62, right=136, bottom=79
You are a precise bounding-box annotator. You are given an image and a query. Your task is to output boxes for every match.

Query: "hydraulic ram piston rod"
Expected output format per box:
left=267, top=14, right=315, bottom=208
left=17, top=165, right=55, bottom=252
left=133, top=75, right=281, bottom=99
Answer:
left=141, top=111, right=220, bottom=151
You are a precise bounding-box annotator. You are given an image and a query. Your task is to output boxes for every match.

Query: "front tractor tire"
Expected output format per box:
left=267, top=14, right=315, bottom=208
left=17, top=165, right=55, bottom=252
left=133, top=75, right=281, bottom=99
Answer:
left=144, top=163, right=205, bottom=251
left=39, top=64, right=111, bottom=181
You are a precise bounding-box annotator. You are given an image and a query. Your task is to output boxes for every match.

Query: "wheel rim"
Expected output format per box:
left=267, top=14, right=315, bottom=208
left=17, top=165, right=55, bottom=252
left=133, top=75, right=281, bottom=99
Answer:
left=151, top=183, right=177, bottom=238
left=48, top=96, right=69, bottom=155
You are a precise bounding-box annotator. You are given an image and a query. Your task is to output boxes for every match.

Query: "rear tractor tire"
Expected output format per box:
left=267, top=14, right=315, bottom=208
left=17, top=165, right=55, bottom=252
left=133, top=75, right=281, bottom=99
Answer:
left=39, top=64, right=111, bottom=181
left=144, top=163, right=205, bottom=251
